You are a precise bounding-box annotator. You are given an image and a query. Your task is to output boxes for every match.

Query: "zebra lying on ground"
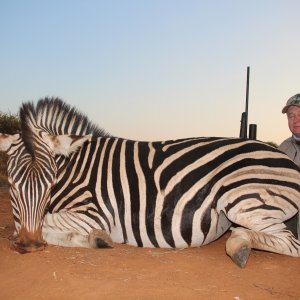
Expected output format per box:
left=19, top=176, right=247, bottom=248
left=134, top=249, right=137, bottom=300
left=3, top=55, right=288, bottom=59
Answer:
left=0, top=98, right=300, bottom=268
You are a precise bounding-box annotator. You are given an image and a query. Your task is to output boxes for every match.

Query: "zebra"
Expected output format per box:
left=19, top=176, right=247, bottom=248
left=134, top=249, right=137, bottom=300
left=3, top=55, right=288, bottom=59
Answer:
left=1, top=97, right=300, bottom=267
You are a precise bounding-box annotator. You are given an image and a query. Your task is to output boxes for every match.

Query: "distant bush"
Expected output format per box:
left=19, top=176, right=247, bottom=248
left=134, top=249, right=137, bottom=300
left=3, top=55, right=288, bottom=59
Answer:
left=0, top=112, right=20, bottom=180
left=0, top=112, right=20, bottom=134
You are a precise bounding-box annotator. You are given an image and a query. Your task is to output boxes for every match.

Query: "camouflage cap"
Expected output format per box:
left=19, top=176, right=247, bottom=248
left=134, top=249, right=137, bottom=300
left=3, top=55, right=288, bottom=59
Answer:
left=282, top=94, right=300, bottom=113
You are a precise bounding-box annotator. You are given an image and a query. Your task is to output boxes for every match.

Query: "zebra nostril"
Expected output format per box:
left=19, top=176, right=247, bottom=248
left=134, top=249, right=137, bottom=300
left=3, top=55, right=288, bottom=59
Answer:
left=11, top=241, right=29, bottom=254
left=11, top=239, right=46, bottom=254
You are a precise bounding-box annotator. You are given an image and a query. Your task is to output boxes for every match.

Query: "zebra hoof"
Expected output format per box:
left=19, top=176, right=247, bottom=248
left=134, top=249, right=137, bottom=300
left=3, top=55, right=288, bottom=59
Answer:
left=231, top=245, right=251, bottom=268
left=226, top=228, right=251, bottom=268
left=88, top=229, right=113, bottom=249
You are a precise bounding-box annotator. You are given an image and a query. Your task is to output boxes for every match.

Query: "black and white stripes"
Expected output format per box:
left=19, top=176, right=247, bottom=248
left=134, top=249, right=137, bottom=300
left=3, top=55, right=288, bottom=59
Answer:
left=48, top=134, right=300, bottom=249
left=2, top=97, right=300, bottom=266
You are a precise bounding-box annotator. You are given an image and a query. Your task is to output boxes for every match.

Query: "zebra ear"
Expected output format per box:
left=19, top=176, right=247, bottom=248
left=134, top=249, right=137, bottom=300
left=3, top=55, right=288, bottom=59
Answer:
left=0, top=133, right=20, bottom=152
left=45, top=134, right=91, bottom=156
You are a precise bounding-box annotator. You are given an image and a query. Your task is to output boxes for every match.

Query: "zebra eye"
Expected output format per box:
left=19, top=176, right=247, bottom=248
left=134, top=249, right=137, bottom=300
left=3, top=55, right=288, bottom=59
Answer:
left=8, top=179, right=18, bottom=190
left=8, top=177, right=13, bottom=185
left=44, top=203, right=50, bottom=215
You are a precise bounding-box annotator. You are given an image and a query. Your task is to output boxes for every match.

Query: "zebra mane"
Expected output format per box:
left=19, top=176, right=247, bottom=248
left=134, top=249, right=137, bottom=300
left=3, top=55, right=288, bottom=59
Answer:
left=19, top=101, right=37, bottom=158
left=19, top=97, right=110, bottom=157
left=27, top=97, right=110, bottom=137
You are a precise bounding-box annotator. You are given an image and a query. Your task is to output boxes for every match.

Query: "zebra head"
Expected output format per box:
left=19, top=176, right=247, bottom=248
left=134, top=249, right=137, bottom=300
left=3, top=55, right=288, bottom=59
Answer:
left=0, top=101, right=90, bottom=253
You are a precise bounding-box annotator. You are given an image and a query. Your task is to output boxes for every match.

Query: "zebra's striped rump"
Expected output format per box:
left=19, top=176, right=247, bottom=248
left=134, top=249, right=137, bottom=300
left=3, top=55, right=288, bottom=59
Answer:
left=1, top=97, right=300, bottom=267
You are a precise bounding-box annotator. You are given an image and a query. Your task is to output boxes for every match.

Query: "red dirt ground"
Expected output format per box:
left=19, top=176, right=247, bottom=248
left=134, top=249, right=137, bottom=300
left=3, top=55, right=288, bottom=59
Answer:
left=0, top=187, right=300, bottom=300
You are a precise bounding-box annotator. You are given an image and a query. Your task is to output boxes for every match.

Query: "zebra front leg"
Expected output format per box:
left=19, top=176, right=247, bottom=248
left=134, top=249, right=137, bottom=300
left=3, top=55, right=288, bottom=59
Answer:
left=42, top=212, right=113, bottom=249
left=42, top=227, right=113, bottom=249
left=226, top=226, right=300, bottom=268
left=88, top=229, right=113, bottom=248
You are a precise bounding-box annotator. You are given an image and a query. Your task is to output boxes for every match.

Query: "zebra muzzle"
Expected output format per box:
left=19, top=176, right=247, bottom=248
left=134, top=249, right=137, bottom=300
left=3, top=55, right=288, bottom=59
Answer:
left=11, top=240, right=47, bottom=254
left=11, top=227, right=47, bottom=254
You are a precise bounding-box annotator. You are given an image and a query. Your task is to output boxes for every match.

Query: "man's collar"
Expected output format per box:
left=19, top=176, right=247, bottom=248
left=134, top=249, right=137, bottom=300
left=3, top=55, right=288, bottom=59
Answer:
left=292, top=135, right=300, bottom=145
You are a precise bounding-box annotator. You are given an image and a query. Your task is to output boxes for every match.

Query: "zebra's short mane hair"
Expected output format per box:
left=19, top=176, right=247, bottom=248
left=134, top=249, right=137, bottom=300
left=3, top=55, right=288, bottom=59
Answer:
left=22, top=97, right=110, bottom=136
left=20, top=101, right=37, bottom=158
left=35, top=97, right=110, bottom=137
left=19, top=97, right=110, bottom=157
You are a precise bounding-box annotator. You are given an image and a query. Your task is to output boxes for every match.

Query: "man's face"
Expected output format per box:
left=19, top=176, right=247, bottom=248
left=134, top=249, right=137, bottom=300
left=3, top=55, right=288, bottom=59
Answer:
left=287, top=106, right=300, bottom=137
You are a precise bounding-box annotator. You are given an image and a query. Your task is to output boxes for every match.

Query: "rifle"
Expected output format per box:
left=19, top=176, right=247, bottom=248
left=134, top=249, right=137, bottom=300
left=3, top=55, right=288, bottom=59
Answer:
left=239, top=66, right=257, bottom=140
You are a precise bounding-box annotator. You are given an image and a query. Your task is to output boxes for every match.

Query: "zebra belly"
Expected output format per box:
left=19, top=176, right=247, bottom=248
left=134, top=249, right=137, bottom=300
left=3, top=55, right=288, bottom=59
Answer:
left=111, top=209, right=232, bottom=248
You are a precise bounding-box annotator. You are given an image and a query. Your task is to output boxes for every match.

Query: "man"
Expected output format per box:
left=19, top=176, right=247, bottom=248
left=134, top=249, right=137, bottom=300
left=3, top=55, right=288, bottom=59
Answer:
left=279, top=93, right=300, bottom=166
left=279, top=93, right=300, bottom=238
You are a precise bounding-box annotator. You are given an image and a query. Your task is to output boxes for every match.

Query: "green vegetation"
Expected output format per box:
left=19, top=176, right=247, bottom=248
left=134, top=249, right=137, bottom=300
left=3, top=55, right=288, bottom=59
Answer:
left=0, top=111, right=20, bottom=134
left=0, top=112, right=20, bottom=185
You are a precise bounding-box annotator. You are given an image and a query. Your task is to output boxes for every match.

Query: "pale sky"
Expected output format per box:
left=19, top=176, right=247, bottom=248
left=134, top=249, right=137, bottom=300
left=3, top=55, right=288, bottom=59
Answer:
left=1, top=1, right=299, bottom=144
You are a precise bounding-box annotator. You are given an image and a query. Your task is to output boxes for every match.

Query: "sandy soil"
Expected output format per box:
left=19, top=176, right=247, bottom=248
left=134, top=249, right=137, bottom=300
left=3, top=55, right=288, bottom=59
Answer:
left=0, top=187, right=300, bottom=300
